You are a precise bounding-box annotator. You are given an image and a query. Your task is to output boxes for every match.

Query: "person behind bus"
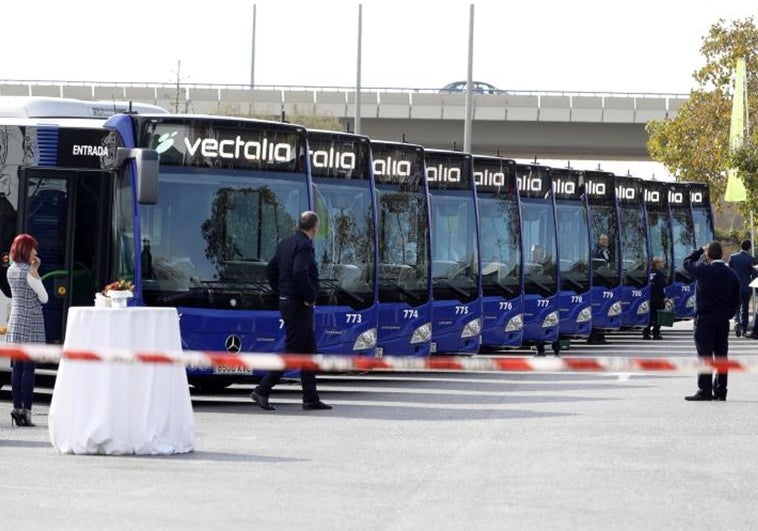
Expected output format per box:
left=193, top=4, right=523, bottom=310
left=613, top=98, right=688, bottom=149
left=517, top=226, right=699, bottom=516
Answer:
left=530, top=243, right=545, bottom=263
left=529, top=243, right=551, bottom=274
left=250, top=211, right=331, bottom=411
left=727, top=239, right=757, bottom=338
left=593, top=233, right=612, bottom=266
left=642, top=256, right=666, bottom=340
left=6, top=233, right=48, bottom=427
left=683, top=241, right=740, bottom=401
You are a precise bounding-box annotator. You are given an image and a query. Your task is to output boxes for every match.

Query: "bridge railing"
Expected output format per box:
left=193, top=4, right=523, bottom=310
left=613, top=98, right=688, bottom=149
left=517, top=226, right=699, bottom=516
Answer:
left=0, top=80, right=689, bottom=123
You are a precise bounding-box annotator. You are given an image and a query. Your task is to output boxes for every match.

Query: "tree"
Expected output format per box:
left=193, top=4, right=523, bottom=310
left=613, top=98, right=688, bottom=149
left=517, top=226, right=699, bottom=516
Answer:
left=216, top=104, right=343, bottom=131
left=647, top=17, right=758, bottom=219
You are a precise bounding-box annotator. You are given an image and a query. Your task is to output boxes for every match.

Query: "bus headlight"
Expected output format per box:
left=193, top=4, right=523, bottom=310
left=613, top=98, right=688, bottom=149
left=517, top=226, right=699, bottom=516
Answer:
left=685, top=294, right=696, bottom=309
left=461, top=317, right=482, bottom=338
left=352, top=328, right=377, bottom=351
left=576, top=307, right=592, bottom=323
left=410, top=322, right=432, bottom=344
left=542, top=311, right=559, bottom=328
left=505, top=314, right=523, bottom=332
left=637, top=300, right=650, bottom=315
left=607, top=301, right=622, bottom=317
left=664, top=298, right=674, bottom=311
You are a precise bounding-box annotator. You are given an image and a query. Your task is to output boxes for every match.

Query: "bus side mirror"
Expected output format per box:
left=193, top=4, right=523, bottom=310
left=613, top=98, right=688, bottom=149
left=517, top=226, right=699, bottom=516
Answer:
left=117, top=148, right=159, bottom=205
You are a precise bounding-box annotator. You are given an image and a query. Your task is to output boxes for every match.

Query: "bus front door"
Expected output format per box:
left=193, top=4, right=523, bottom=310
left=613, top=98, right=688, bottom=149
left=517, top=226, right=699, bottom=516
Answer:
left=19, top=171, right=110, bottom=343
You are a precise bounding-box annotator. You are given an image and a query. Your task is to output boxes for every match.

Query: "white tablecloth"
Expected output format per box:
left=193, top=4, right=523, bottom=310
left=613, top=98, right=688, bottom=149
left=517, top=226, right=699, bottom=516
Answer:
left=48, top=307, right=195, bottom=455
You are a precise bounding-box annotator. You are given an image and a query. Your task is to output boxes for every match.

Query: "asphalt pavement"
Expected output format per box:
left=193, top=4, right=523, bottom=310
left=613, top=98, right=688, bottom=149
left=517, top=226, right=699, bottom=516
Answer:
left=2, top=322, right=758, bottom=530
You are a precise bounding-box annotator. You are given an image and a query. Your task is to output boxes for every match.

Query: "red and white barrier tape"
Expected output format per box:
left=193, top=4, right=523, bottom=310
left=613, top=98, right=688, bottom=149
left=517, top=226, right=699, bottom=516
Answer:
left=0, top=343, right=754, bottom=374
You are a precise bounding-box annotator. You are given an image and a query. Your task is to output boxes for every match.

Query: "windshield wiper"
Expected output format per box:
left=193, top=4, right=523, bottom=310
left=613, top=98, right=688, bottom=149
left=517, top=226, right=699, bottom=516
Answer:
left=433, top=277, right=470, bottom=299
left=155, top=280, right=275, bottom=304
left=495, top=281, right=517, bottom=297
left=525, top=277, right=552, bottom=293
left=156, top=286, right=209, bottom=305
left=381, top=280, right=420, bottom=302
left=624, top=271, right=647, bottom=288
left=676, top=269, right=694, bottom=283
left=320, top=278, right=365, bottom=304
left=562, top=275, right=587, bottom=292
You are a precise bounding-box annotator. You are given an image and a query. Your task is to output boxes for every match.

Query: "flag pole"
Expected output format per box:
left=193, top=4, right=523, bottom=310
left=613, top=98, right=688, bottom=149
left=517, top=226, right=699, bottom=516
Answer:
left=354, top=4, right=363, bottom=135
left=463, top=4, right=474, bottom=153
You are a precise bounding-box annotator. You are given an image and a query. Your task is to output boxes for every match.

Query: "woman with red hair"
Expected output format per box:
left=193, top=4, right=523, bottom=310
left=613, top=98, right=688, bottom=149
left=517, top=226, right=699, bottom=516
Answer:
left=7, top=233, right=48, bottom=427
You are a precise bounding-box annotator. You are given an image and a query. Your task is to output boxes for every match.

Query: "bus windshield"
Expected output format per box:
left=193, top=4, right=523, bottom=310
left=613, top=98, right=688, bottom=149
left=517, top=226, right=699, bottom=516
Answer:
left=137, top=168, right=309, bottom=309
left=312, top=180, right=375, bottom=309
left=430, top=192, right=479, bottom=303
left=520, top=197, right=558, bottom=297
left=479, top=195, right=521, bottom=298
left=589, top=204, right=620, bottom=288
left=692, top=207, right=714, bottom=249
left=618, top=204, right=649, bottom=287
left=670, top=208, right=695, bottom=282
left=377, top=185, right=430, bottom=304
left=555, top=201, right=590, bottom=293
left=647, top=208, right=673, bottom=284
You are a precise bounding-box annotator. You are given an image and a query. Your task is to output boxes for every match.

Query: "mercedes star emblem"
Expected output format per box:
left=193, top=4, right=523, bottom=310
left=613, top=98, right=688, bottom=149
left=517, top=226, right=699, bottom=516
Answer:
left=224, top=334, right=242, bottom=353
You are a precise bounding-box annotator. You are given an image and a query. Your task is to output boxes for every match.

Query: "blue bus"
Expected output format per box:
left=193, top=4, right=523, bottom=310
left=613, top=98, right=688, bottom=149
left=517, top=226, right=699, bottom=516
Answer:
left=615, top=176, right=651, bottom=328
left=473, top=155, right=524, bottom=349
left=666, top=182, right=697, bottom=319
left=307, top=130, right=379, bottom=355
left=584, top=170, right=623, bottom=341
left=424, top=149, right=482, bottom=355
left=371, top=140, right=432, bottom=357
left=643, top=180, right=675, bottom=314
left=1, top=97, right=383, bottom=390
left=550, top=168, right=593, bottom=343
left=689, top=182, right=715, bottom=248
left=137, top=116, right=315, bottom=390
left=515, top=164, right=560, bottom=354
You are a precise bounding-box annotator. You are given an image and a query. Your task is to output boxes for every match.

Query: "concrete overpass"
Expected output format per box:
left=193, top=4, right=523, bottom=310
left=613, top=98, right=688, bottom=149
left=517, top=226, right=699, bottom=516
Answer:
left=0, top=81, right=688, bottom=161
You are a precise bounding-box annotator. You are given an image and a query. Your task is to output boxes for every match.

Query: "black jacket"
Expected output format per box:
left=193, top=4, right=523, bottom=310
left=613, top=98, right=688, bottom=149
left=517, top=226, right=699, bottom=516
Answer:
left=727, top=250, right=757, bottom=292
left=649, top=268, right=666, bottom=308
left=683, top=248, right=741, bottom=318
left=266, top=230, right=319, bottom=304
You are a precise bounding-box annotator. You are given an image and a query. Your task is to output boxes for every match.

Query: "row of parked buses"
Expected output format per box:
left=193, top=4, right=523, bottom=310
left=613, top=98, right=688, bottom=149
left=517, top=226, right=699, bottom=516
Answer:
left=0, top=97, right=713, bottom=388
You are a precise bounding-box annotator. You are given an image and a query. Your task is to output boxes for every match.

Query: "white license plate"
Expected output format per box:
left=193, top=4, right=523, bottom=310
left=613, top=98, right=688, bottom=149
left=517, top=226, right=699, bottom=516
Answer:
left=430, top=342, right=437, bottom=353
left=375, top=347, right=384, bottom=358
left=213, top=365, right=253, bottom=375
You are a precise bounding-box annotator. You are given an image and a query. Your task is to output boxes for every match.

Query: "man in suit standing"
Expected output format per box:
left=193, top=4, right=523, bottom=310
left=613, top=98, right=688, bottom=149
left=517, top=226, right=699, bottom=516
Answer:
left=250, top=211, right=331, bottom=411
left=593, top=233, right=612, bottom=265
left=642, top=256, right=666, bottom=340
left=683, top=241, right=741, bottom=401
left=727, top=239, right=757, bottom=338
left=729, top=240, right=756, bottom=337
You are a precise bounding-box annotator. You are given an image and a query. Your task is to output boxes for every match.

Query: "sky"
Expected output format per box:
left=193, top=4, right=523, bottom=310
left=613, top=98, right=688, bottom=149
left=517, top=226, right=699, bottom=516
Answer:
left=2, top=0, right=756, bottom=178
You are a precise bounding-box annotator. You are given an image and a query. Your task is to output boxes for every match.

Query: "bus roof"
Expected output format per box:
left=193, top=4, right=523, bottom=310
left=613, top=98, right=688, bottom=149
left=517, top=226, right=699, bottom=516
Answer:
left=0, top=96, right=168, bottom=118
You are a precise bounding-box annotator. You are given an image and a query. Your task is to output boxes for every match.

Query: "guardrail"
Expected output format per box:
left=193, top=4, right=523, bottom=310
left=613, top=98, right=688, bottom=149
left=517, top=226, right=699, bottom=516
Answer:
left=0, top=80, right=690, bottom=123
left=0, top=79, right=689, bottom=98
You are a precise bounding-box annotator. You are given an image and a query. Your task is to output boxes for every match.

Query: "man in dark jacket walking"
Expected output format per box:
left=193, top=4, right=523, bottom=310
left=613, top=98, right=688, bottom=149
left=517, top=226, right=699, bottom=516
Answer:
left=683, top=241, right=741, bottom=401
left=250, top=211, right=331, bottom=411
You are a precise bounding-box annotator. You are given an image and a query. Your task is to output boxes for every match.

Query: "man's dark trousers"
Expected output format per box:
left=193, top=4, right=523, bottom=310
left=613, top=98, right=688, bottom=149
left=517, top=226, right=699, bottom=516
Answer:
left=694, top=313, right=729, bottom=397
left=736, top=288, right=752, bottom=333
left=257, top=299, right=319, bottom=402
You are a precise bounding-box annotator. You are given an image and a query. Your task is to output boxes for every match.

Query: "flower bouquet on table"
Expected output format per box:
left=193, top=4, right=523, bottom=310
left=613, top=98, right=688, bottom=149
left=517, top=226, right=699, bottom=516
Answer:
left=103, top=279, right=135, bottom=308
